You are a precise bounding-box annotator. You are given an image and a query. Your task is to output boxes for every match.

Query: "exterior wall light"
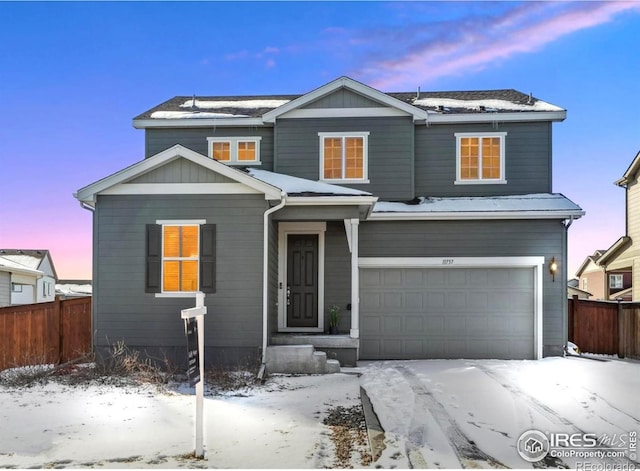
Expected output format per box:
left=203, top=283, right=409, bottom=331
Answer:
left=549, top=256, right=558, bottom=282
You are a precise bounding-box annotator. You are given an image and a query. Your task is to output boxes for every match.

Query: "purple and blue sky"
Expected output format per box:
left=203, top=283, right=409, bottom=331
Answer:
left=1, top=1, right=639, bottom=280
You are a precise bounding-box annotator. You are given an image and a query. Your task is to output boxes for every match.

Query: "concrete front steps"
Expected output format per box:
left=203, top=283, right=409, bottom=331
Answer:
left=265, top=345, right=341, bottom=374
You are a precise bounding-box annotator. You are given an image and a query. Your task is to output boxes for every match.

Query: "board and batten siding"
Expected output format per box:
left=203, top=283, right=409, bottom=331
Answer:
left=359, top=219, right=567, bottom=356
left=275, top=117, right=414, bottom=201
left=93, top=194, right=268, bottom=363
left=0, top=272, right=10, bottom=307
left=144, top=127, right=275, bottom=171
left=414, top=122, right=553, bottom=197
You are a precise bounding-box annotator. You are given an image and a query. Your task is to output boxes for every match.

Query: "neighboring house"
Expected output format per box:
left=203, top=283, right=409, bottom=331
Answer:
left=574, top=250, right=607, bottom=299
left=56, top=280, right=93, bottom=299
left=567, top=279, right=592, bottom=299
left=75, top=76, right=584, bottom=366
left=0, top=256, right=44, bottom=307
left=0, top=249, right=58, bottom=305
left=583, top=150, right=640, bottom=301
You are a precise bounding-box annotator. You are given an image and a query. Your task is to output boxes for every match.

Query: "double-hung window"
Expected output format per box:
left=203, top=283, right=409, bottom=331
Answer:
left=146, top=221, right=216, bottom=296
left=319, top=132, right=369, bottom=183
left=207, top=137, right=261, bottom=165
left=455, top=132, right=506, bottom=184
left=609, top=274, right=623, bottom=289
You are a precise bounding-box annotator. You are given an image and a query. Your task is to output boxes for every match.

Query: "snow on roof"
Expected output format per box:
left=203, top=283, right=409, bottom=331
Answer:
left=0, top=254, right=41, bottom=270
left=180, top=99, right=291, bottom=109
left=247, top=169, right=372, bottom=196
left=412, top=97, right=563, bottom=112
left=374, top=193, right=583, bottom=214
left=150, top=111, right=249, bottom=119
left=56, top=283, right=92, bottom=297
left=0, top=256, right=43, bottom=276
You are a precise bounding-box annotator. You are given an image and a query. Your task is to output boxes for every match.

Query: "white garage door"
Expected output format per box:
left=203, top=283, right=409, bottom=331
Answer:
left=360, top=267, right=535, bottom=360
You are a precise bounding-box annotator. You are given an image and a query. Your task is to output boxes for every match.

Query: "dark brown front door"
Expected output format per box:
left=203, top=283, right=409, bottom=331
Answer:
left=287, top=234, right=319, bottom=328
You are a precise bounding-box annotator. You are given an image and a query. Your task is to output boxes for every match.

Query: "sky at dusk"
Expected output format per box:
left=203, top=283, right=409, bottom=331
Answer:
left=0, top=1, right=639, bottom=280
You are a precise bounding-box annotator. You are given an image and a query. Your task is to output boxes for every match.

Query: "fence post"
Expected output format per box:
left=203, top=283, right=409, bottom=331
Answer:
left=568, top=295, right=578, bottom=342
left=617, top=299, right=624, bottom=359
left=55, top=296, right=63, bottom=365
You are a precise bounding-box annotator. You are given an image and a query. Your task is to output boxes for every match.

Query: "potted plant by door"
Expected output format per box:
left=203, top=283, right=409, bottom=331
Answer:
left=328, top=305, right=341, bottom=335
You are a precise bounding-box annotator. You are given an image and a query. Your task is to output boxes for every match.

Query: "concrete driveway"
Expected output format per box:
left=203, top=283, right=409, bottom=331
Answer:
left=358, top=357, right=640, bottom=469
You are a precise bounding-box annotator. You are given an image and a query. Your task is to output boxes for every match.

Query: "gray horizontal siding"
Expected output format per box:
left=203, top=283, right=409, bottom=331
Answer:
left=145, top=127, right=275, bottom=170
left=360, top=219, right=566, bottom=354
left=93, top=194, right=268, bottom=352
left=0, top=272, right=10, bottom=307
left=275, top=117, right=414, bottom=201
left=415, top=122, right=552, bottom=196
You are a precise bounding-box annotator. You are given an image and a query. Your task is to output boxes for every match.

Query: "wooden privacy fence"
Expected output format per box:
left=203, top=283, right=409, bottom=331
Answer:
left=0, top=297, right=92, bottom=371
left=568, top=296, right=640, bottom=359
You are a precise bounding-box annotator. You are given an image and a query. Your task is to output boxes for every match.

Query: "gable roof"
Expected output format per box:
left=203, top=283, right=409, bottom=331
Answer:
left=75, top=145, right=283, bottom=205
left=133, top=76, right=566, bottom=128
left=575, top=249, right=607, bottom=277
left=597, top=236, right=632, bottom=266
left=0, top=255, right=44, bottom=279
left=615, top=150, right=640, bottom=187
left=0, top=249, right=57, bottom=280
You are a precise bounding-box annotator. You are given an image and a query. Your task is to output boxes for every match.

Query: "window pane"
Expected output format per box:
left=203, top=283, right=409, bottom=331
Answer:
left=460, top=138, right=479, bottom=180
left=212, top=142, right=230, bottom=161
left=163, top=226, right=180, bottom=257
left=238, top=141, right=256, bottom=161
left=345, top=137, right=363, bottom=178
left=163, top=261, right=180, bottom=291
left=481, top=137, right=501, bottom=179
left=323, top=138, right=343, bottom=179
left=181, top=226, right=199, bottom=257
left=181, top=261, right=199, bottom=291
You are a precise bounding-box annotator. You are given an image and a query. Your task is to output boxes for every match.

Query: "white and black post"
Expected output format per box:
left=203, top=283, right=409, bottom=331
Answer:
left=181, top=291, right=207, bottom=458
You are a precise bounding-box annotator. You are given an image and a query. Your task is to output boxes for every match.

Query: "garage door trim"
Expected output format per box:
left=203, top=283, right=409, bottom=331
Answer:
left=358, top=256, right=544, bottom=359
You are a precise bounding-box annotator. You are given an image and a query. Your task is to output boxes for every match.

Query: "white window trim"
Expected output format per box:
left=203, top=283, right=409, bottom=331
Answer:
left=207, top=136, right=262, bottom=165
left=155, top=219, right=205, bottom=298
left=609, top=274, right=623, bottom=289
left=455, top=132, right=507, bottom=185
left=11, top=283, right=22, bottom=293
left=319, top=132, right=370, bottom=183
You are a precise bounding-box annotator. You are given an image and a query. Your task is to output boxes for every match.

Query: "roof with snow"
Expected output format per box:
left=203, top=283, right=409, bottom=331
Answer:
left=371, top=193, right=584, bottom=220
left=0, top=249, right=57, bottom=279
left=134, top=77, right=563, bottom=122
left=246, top=169, right=372, bottom=197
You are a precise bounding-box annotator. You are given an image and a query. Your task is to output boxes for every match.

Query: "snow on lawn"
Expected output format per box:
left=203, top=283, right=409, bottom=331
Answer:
left=0, top=372, right=364, bottom=469
left=361, top=357, right=640, bottom=469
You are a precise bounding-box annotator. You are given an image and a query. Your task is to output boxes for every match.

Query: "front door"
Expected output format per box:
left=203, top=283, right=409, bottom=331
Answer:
left=287, top=234, right=319, bottom=328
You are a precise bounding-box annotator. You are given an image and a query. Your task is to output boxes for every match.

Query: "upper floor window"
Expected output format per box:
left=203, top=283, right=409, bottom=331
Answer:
left=609, top=274, right=623, bottom=289
left=207, top=137, right=261, bottom=165
left=319, top=132, right=369, bottom=183
left=455, top=132, right=506, bottom=185
left=582, top=278, right=588, bottom=291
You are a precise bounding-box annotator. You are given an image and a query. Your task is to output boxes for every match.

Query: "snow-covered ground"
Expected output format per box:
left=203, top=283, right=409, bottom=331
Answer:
left=1, top=357, right=638, bottom=469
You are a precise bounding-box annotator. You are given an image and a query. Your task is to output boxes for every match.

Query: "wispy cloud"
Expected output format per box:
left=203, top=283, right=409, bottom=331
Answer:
left=349, top=2, right=640, bottom=90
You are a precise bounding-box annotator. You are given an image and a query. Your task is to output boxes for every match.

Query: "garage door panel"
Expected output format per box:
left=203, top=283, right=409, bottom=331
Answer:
left=360, top=267, right=535, bottom=360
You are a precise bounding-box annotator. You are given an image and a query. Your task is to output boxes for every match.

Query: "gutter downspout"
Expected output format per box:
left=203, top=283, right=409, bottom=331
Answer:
left=258, top=192, right=287, bottom=380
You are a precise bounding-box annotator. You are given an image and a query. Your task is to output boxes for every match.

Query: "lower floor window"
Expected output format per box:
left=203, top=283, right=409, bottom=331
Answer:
left=163, top=225, right=200, bottom=292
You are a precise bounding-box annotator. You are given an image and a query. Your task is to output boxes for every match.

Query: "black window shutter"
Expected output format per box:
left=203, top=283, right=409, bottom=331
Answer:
left=146, top=224, right=162, bottom=293
left=200, top=224, right=216, bottom=293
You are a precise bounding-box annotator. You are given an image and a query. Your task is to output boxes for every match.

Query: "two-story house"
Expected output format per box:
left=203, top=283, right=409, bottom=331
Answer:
left=75, top=76, right=584, bottom=369
left=586, top=150, right=640, bottom=300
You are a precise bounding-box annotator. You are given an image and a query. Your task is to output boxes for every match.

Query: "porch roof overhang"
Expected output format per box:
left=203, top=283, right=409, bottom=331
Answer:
left=368, top=193, right=585, bottom=221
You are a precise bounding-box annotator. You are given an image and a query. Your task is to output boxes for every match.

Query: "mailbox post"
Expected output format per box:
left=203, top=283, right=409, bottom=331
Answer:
left=181, top=291, right=207, bottom=458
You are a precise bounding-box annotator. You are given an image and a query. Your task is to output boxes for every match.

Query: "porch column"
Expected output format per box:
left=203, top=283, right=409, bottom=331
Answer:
left=347, top=218, right=360, bottom=339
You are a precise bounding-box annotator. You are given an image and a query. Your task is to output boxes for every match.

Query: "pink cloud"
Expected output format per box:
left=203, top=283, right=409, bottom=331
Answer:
left=354, top=2, right=640, bottom=90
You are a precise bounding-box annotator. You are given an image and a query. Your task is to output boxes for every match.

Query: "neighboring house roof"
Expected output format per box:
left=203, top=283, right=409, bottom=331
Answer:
left=0, top=255, right=44, bottom=278
left=369, top=193, right=584, bottom=220
left=568, top=285, right=593, bottom=298
left=133, top=76, right=566, bottom=128
left=0, top=249, right=57, bottom=279
left=614, top=150, right=640, bottom=187
left=597, top=236, right=632, bottom=266
left=575, top=249, right=607, bottom=277
left=56, top=280, right=92, bottom=298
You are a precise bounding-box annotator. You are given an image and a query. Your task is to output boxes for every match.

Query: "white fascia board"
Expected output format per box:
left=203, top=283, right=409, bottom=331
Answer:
left=286, top=196, right=378, bottom=206
left=75, top=144, right=282, bottom=204
left=263, top=76, right=428, bottom=123
left=420, top=110, right=566, bottom=124
left=279, top=107, right=410, bottom=119
left=132, top=117, right=266, bottom=129
left=368, top=209, right=585, bottom=221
